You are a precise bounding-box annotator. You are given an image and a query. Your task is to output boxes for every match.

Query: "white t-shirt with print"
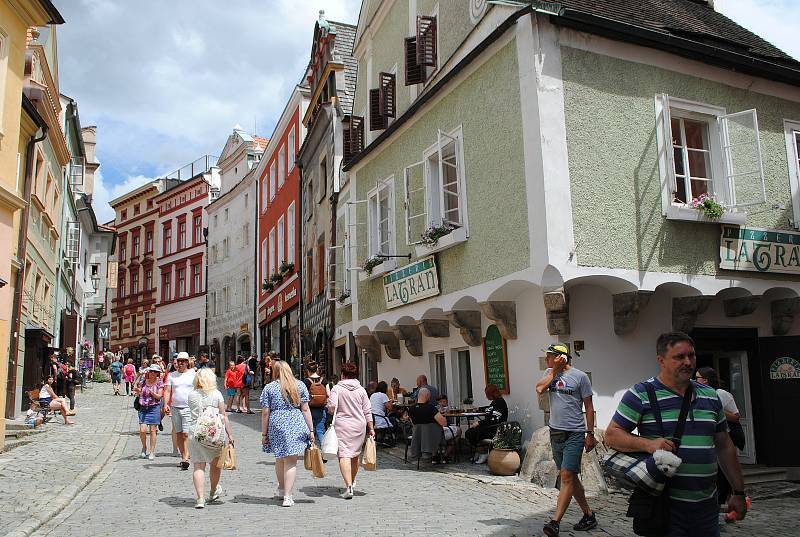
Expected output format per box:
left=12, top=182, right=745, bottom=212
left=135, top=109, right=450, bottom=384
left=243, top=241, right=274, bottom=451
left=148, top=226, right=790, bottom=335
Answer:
left=717, top=388, right=740, bottom=415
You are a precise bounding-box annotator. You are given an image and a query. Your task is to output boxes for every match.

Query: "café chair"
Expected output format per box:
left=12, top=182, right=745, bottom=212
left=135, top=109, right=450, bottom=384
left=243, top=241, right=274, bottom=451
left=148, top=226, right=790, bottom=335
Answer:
left=372, top=414, right=397, bottom=447
left=407, top=422, right=446, bottom=470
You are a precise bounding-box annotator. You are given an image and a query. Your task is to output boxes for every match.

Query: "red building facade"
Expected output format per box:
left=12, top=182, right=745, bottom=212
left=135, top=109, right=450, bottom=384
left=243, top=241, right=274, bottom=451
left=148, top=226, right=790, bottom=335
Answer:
left=258, top=87, right=308, bottom=371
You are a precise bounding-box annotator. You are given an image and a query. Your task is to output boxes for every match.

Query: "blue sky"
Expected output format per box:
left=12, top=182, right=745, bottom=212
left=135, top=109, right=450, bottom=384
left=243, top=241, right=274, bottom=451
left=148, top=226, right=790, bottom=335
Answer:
left=52, top=0, right=800, bottom=223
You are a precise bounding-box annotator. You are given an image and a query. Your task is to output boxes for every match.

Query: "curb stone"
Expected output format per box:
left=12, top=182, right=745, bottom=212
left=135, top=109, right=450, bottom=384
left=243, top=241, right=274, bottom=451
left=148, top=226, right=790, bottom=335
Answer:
left=1, top=403, right=131, bottom=537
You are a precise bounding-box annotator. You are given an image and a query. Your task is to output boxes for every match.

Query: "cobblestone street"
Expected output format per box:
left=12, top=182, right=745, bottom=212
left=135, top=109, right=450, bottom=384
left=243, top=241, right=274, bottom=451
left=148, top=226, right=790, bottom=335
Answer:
left=0, top=383, right=795, bottom=537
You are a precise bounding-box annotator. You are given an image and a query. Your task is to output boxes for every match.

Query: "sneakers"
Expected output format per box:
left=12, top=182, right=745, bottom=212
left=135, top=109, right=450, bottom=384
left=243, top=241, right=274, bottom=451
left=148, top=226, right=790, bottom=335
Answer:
left=209, top=486, right=222, bottom=503
left=281, top=496, right=294, bottom=507
left=139, top=451, right=147, bottom=459
left=195, top=498, right=205, bottom=509
left=148, top=452, right=155, bottom=460
left=274, top=487, right=284, bottom=500
left=341, top=486, right=354, bottom=500
left=543, top=520, right=560, bottom=536
left=573, top=512, right=598, bottom=531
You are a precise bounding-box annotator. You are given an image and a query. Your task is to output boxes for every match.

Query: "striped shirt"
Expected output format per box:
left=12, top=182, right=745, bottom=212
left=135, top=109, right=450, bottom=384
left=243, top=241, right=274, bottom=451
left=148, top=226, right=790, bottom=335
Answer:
left=612, top=378, right=727, bottom=502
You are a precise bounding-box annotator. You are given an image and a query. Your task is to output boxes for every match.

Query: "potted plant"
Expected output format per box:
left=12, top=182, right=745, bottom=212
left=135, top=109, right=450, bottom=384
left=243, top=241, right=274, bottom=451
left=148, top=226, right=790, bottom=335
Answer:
left=262, top=279, right=274, bottom=293
left=487, top=422, right=522, bottom=476
left=420, top=223, right=456, bottom=247
left=362, top=254, right=384, bottom=276
left=462, top=397, right=473, bottom=408
left=279, top=260, right=295, bottom=275
left=337, top=290, right=351, bottom=304
left=689, top=193, right=724, bottom=219
left=270, top=271, right=283, bottom=284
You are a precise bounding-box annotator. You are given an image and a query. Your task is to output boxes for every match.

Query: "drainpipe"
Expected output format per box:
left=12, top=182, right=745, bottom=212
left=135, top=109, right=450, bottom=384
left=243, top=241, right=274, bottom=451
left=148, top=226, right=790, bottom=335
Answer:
left=328, top=115, right=339, bottom=377
left=6, top=118, right=48, bottom=418
left=252, top=179, right=258, bottom=361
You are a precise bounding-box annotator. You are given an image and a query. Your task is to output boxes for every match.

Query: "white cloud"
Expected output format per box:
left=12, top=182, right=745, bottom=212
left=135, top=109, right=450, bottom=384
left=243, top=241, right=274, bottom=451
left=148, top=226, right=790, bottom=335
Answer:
left=90, top=169, right=156, bottom=224
left=55, top=0, right=361, bottom=215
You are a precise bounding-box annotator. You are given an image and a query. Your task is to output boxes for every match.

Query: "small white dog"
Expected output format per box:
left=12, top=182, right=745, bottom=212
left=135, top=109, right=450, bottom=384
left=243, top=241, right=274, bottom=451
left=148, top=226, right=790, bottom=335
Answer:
left=653, top=449, right=682, bottom=477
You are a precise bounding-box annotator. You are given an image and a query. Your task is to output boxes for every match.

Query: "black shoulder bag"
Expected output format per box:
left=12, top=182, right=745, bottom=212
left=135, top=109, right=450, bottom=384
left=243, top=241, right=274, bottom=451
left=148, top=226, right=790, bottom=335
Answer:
left=628, top=383, right=693, bottom=537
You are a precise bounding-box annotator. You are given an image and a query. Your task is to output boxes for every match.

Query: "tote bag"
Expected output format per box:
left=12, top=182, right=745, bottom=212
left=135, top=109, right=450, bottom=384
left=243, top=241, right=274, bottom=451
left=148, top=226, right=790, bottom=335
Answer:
left=215, top=442, right=237, bottom=470
left=321, top=390, right=339, bottom=459
left=362, top=436, right=377, bottom=471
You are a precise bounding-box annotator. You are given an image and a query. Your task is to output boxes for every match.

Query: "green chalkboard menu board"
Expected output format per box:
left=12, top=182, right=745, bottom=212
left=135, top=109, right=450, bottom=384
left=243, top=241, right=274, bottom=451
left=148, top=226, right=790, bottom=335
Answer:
left=483, top=324, right=509, bottom=394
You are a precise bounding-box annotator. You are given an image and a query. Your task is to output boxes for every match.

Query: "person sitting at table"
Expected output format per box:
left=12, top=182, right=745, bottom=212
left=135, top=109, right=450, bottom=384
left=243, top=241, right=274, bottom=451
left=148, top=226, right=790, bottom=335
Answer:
left=366, top=381, right=378, bottom=397
left=436, top=394, right=449, bottom=414
left=465, top=384, right=508, bottom=464
left=370, top=381, right=395, bottom=430
left=387, top=378, right=408, bottom=400
left=410, top=375, right=438, bottom=405
left=408, top=388, right=459, bottom=463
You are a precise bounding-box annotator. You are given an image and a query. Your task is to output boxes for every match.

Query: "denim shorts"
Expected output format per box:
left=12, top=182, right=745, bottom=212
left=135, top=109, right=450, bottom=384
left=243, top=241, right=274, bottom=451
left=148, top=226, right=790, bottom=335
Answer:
left=226, top=388, right=237, bottom=398
left=550, top=428, right=584, bottom=473
left=138, top=404, right=161, bottom=425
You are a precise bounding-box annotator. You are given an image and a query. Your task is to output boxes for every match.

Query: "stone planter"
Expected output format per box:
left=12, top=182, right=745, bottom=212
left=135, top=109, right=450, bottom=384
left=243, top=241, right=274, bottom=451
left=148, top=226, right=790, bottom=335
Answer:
left=487, top=448, right=520, bottom=476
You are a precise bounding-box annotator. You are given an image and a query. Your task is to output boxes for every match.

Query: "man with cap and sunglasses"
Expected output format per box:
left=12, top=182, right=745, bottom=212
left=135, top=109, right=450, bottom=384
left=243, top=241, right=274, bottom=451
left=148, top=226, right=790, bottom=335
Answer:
left=535, top=344, right=597, bottom=535
left=164, top=352, right=197, bottom=470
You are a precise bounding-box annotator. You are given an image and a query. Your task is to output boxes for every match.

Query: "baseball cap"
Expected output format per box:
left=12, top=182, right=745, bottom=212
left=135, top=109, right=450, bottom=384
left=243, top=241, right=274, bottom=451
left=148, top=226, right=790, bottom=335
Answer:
left=147, top=365, right=162, bottom=373
left=176, top=351, right=190, bottom=361
left=542, top=343, right=570, bottom=356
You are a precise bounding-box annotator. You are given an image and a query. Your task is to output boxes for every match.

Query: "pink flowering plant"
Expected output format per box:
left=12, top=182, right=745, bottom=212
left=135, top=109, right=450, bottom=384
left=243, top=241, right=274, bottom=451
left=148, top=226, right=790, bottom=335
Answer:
left=689, top=193, right=724, bottom=219
left=420, top=223, right=455, bottom=247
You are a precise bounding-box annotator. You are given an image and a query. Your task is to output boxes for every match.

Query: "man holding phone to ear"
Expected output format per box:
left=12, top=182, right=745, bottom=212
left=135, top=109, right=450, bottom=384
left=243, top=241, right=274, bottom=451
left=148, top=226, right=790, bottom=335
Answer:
left=535, top=343, right=597, bottom=536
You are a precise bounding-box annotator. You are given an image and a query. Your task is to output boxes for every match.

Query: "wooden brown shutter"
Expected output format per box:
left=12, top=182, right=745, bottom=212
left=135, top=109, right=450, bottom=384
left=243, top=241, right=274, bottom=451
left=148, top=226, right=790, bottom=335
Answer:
left=417, top=16, right=437, bottom=68
left=379, top=72, right=396, bottom=118
left=343, top=115, right=364, bottom=163
left=369, top=88, right=387, bottom=131
left=404, top=37, right=424, bottom=85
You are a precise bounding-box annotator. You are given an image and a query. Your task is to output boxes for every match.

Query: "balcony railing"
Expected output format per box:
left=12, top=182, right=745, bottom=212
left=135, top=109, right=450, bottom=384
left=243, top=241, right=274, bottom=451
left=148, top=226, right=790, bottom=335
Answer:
left=164, top=155, right=218, bottom=181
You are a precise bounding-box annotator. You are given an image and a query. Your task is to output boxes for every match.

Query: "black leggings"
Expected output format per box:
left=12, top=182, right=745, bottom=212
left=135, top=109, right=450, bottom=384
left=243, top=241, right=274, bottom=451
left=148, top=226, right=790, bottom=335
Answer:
left=66, top=385, right=76, bottom=410
left=125, top=381, right=133, bottom=395
left=465, top=423, right=497, bottom=446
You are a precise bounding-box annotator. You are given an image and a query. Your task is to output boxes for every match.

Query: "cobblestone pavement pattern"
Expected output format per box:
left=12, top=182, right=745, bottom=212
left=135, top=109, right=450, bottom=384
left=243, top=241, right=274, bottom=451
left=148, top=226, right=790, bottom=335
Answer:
left=1, top=383, right=796, bottom=537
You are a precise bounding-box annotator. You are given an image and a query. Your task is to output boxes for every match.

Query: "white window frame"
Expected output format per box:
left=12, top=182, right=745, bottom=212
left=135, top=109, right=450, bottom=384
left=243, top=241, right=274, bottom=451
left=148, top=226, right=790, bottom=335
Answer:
left=329, top=205, right=352, bottom=305
left=784, top=119, right=800, bottom=230
left=318, top=154, right=328, bottom=203
left=278, top=144, right=286, bottom=188
left=277, top=215, right=285, bottom=269
left=270, top=161, right=277, bottom=202
left=404, top=125, right=469, bottom=248
left=367, top=176, right=395, bottom=258
left=261, top=238, right=268, bottom=284
left=287, top=202, right=296, bottom=266
left=288, top=127, right=296, bottom=172
left=261, top=176, right=268, bottom=213
left=269, top=227, right=276, bottom=276
left=655, top=95, right=764, bottom=224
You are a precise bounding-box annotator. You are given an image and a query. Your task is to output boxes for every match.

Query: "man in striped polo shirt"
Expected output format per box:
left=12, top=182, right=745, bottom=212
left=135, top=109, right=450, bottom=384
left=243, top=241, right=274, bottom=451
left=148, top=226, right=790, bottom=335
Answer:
left=605, top=332, right=747, bottom=536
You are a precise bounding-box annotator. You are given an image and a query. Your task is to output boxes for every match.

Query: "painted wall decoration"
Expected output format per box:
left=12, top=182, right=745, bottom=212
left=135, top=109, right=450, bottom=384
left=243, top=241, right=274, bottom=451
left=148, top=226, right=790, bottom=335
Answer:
left=769, top=357, right=800, bottom=380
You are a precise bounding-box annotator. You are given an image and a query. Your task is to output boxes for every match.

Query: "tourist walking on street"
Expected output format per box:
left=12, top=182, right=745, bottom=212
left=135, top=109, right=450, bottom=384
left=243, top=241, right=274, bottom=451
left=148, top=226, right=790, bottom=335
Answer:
left=304, top=361, right=329, bottom=444
left=261, top=360, right=314, bottom=507
left=165, top=352, right=197, bottom=470
left=260, top=352, right=273, bottom=387
left=248, top=354, right=259, bottom=389
left=38, top=376, right=75, bottom=425
left=135, top=365, right=165, bottom=459
left=109, top=355, right=123, bottom=395
left=224, top=361, right=239, bottom=412
left=535, top=343, right=597, bottom=535
left=123, top=358, right=136, bottom=396
left=327, top=362, right=374, bottom=500
left=606, top=332, right=747, bottom=536
left=235, top=356, right=253, bottom=414
left=65, top=363, right=79, bottom=414
left=188, top=368, right=234, bottom=509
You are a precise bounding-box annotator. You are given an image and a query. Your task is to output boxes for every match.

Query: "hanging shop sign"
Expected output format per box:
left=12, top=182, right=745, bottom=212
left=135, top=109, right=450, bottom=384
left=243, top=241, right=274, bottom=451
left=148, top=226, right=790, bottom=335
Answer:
left=720, top=225, right=800, bottom=274
left=769, top=357, right=800, bottom=380
left=383, top=256, right=440, bottom=310
left=265, top=279, right=299, bottom=322
left=483, top=324, right=510, bottom=394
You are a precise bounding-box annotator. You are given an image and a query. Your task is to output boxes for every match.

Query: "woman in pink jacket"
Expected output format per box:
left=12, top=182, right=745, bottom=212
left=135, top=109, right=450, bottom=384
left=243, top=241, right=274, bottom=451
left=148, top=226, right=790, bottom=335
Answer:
left=327, top=362, right=374, bottom=499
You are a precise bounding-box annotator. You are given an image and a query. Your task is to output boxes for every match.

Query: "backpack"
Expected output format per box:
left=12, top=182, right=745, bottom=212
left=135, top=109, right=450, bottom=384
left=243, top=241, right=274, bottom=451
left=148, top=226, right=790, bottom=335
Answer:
left=309, top=381, right=328, bottom=408
left=193, top=403, right=227, bottom=449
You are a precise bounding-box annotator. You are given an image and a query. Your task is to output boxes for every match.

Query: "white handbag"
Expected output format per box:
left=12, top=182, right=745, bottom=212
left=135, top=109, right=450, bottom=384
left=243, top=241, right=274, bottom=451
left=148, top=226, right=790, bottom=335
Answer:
left=320, top=391, right=339, bottom=459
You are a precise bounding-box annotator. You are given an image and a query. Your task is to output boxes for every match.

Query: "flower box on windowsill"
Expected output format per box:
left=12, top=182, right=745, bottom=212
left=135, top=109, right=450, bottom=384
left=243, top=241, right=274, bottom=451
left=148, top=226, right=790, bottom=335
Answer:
left=665, top=205, right=746, bottom=225
left=358, top=258, right=397, bottom=282
left=335, top=292, right=352, bottom=308
left=414, top=226, right=468, bottom=257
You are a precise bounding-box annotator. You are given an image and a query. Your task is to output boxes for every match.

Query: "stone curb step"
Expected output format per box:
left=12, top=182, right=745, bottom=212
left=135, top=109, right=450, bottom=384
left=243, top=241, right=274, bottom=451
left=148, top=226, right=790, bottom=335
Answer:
left=4, top=428, right=44, bottom=439
left=0, top=438, right=33, bottom=453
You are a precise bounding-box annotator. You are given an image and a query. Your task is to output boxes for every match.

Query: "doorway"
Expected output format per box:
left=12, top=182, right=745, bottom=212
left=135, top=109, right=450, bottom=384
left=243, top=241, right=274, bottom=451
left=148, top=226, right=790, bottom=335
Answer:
left=697, top=350, right=756, bottom=464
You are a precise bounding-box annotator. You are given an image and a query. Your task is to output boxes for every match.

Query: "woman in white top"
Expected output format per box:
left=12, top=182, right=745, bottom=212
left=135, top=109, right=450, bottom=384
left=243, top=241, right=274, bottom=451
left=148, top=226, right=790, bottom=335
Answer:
left=187, top=368, right=234, bottom=509
left=369, top=381, right=394, bottom=429
left=38, top=376, right=74, bottom=425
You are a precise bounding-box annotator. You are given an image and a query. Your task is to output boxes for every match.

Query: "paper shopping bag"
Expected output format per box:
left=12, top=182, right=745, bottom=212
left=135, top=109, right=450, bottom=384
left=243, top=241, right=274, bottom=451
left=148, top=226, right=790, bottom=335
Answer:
left=362, top=436, right=377, bottom=471
left=216, top=442, right=237, bottom=470
left=304, top=446, right=313, bottom=471
left=309, top=445, right=326, bottom=478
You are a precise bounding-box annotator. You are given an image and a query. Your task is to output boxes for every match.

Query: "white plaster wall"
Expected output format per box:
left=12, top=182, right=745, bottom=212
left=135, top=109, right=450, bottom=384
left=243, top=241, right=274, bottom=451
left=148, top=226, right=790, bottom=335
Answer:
left=155, top=295, right=206, bottom=347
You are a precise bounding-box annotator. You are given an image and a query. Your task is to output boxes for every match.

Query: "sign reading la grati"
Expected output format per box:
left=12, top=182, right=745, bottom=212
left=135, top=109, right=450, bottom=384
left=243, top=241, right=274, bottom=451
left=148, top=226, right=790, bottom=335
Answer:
left=383, top=256, right=440, bottom=309
left=720, top=225, right=800, bottom=274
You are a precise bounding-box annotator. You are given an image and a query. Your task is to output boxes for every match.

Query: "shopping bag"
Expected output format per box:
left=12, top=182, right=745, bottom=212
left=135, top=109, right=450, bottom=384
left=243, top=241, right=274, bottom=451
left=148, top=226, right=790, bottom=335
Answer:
left=321, top=425, right=339, bottom=460
left=215, top=442, right=237, bottom=470
left=309, top=445, right=326, bottom=478
left=304, top=446, right=313, bottom=471
left=362, top=436, right=377, bottom=471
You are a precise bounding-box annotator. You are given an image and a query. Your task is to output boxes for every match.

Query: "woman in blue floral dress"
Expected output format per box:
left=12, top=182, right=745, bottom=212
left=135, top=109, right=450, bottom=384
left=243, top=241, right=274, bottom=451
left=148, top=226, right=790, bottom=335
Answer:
left=260, top=360, right=315, bottom=507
